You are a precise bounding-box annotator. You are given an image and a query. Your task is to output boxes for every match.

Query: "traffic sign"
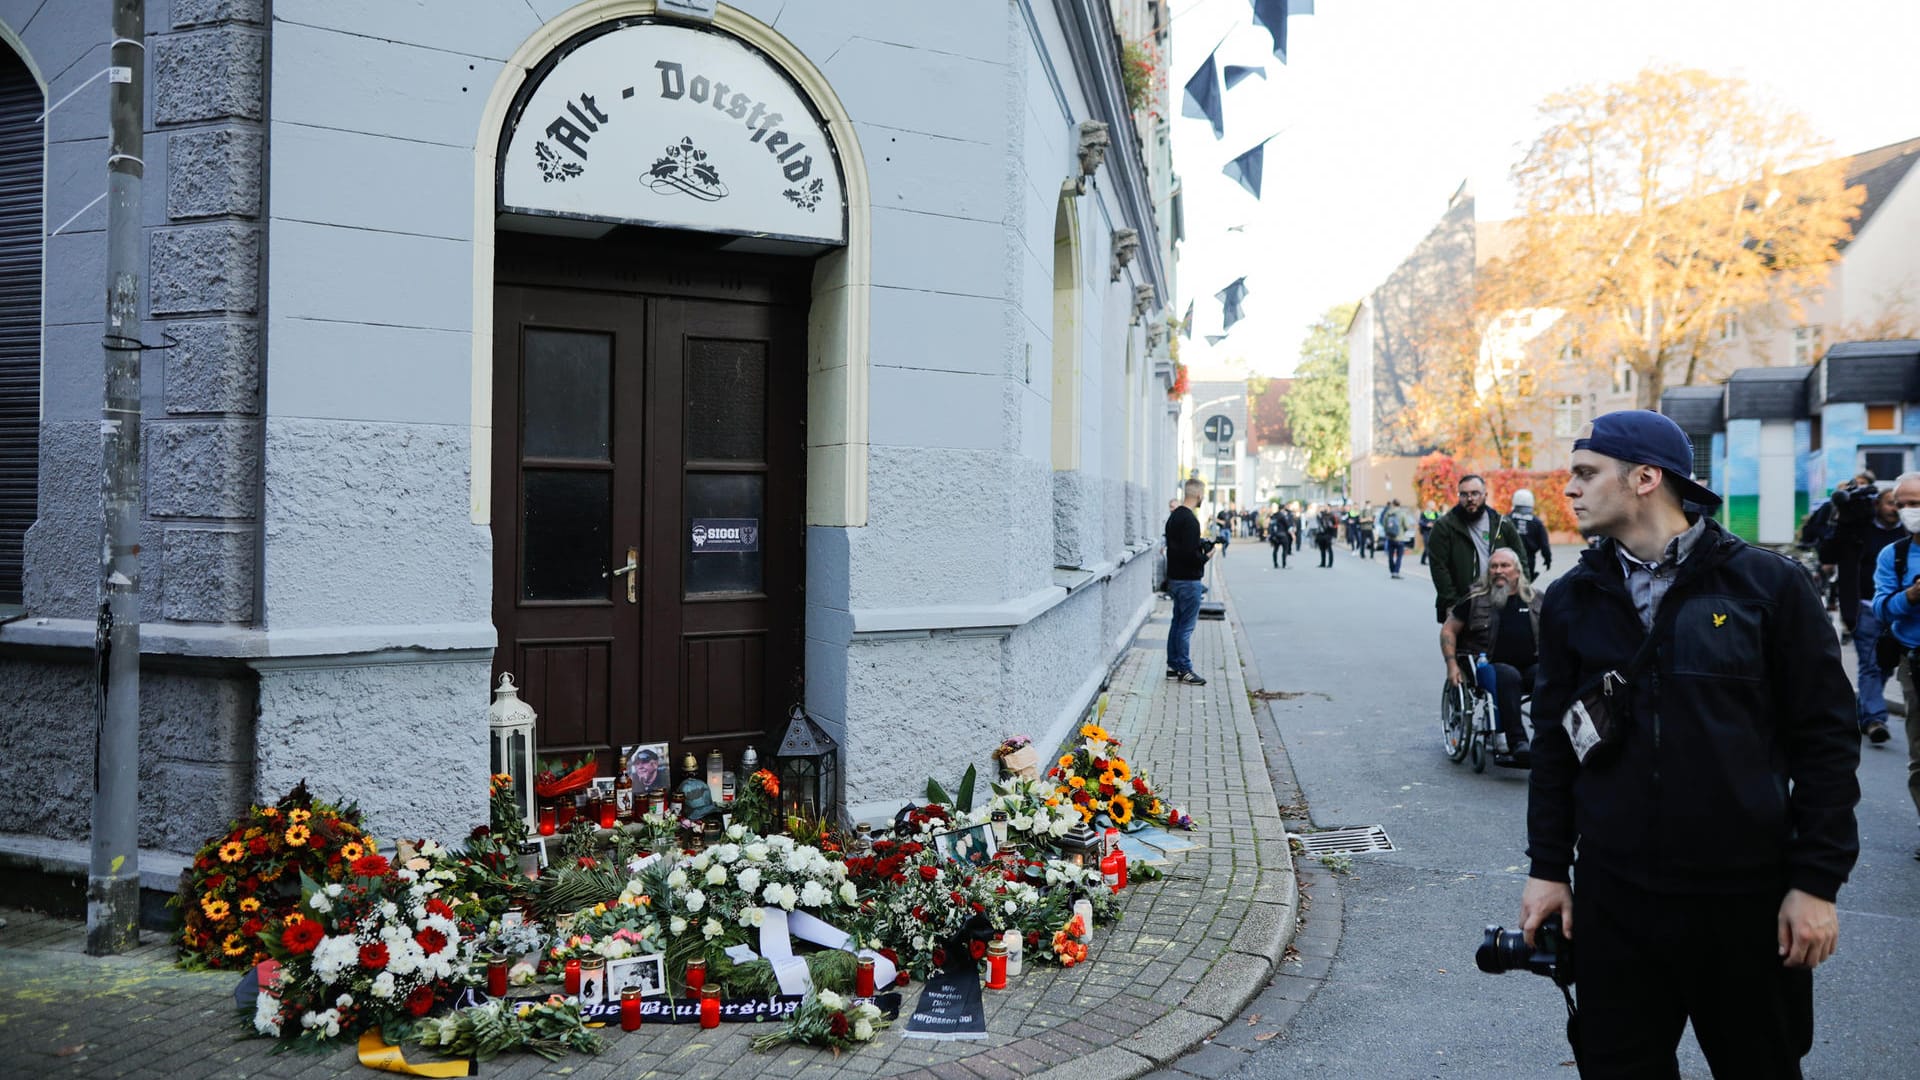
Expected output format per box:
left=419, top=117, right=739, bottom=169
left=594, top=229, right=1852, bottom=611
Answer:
left=1203, top=414, right=1235, bottom=444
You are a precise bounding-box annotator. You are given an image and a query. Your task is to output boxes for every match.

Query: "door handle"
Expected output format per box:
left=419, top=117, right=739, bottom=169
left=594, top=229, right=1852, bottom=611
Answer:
left=605, top=547, right=639, bottom=603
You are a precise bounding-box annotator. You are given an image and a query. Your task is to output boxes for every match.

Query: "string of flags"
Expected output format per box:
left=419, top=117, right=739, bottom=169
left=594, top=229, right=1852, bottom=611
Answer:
left=1215, top=278, right=1248, bottom=331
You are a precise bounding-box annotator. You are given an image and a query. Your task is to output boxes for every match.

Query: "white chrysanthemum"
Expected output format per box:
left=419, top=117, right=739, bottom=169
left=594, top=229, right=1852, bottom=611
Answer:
left=396, top=868, right=417, bottom=882
left=762, top=882, right=784, bottom=906
left=784, top=848, right=811, bottom=874
left=310, top=935, right=359, bottom=984
left=253, top=992, right=282, bottom=1036
left=816, top=988, right=846, bottom=1011
left=736, top=867, right=763, bottom=896
left=685, top=889, right=706, bottom=914
left=715, top=843, right=741, bottom=864
left=370, top=972, right=396, bottom=999
left=838, top=881, right=858, bottom=905
left=667, top=868, right=688, bottom=890
left=799, top=881, right=829, bottom=908
left=853, top=1018, right=874, bottom=1041
left=705, top=864, right=727, bottom=886
left=767, top=835, right=796, bottom=854
left=335, top=993, right=353, bottom=1009
left=379, top=900, right=399, bottom=920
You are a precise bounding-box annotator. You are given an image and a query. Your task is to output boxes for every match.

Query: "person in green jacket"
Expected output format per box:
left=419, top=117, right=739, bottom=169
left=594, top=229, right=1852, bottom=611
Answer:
left=1426, top=473, right=1526, bottom=623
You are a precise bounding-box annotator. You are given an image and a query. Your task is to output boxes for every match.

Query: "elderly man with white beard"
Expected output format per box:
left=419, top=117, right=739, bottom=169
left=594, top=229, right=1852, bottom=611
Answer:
left=1439, top=547, right=1539, bottom=764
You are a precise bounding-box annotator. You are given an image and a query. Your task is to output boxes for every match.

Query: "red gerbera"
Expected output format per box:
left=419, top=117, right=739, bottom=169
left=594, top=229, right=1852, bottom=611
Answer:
left=359, top=942, right=390, bottom=970
left=406, top=985, right=436, bottom=1016
left=424, top=897, right=455, bottom=921
left=829, top=1012, right=850, bottom=1038
left=248, top=836, right=270, bottom=856
left=281, top=919, right=324, bottom=955
left=350, top=854, right=390, bottom=877
left=414, top=927, right=449, bottom=955
left=1133, top=778, right=1151, bottom=795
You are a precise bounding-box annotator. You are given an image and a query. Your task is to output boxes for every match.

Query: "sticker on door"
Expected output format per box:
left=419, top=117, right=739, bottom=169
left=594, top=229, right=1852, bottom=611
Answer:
left=691, top=518, right=759, bottom=552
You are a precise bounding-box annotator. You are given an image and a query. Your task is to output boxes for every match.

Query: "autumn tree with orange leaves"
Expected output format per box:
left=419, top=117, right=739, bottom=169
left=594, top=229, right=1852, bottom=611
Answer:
left=1495, top=66, right=1863, bottom=409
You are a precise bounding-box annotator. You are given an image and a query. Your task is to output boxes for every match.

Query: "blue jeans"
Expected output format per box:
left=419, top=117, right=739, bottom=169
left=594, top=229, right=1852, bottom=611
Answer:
left=1386, top=539, right=1406, bottom=574
left=1167, top=579, right=1206, bottom=673
left=1856, top=601, right=1889, bottom=728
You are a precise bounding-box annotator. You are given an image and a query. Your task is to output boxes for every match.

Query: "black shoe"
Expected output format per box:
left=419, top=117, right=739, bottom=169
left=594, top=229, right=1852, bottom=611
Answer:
left=1176, top=670, right=1207, bottom=685
left=1865, top=721, right=1892, bottom=744
left=1166, top=668, right=1181, bottom=679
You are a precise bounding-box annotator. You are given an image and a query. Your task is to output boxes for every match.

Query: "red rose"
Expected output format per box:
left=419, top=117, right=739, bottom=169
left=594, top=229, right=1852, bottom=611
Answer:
left=248, top=837, right=269, bottom=856
left=971, top=902, right=984, bottom=914
left=350, top=854, right=390, bottom=877
left=1099, top=782, right=1117, bottom=796
left=969, top=939, right=987, bottom=960
left=359, top=942, right=390, bottom=970
left=414, top=927, right=449, bottom=956
left=1092, top=757, right=1109, bottom=771
left=281, top=920, right=324, bottom=956
left=912, top=906, right=926, bottom=922
left=931, top=947, right=946, bottom=968
left=918, top=865, right=938, bottom=881
left=890, top=872, right=908, bottom=886
left=1133, top=778, right=1150, bottom=795
left=896, top=971, right=910, bottom=988
left=406, top=985, right=436, bottom=1017
left=948, top=891, right=964, bottom=905
left=206, top=875, right=226, bottom=892
left=425, top=898, right=455, bottom=921
left=829, top=1012, right=850, bottom=1038
left=242, top=917, right=264, bottom=935
left=576, top=856, right=597, bottom=869
left=899, top=842, right=924, bottom=857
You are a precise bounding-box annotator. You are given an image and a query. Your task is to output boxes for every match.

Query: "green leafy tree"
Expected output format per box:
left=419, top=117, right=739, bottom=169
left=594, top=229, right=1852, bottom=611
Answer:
left=1284, top=303, right=1355, bottom=486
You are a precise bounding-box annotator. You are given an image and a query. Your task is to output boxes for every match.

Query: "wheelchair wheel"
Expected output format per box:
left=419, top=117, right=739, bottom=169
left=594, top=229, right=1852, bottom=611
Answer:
left=1441, top=681, right=1472, bottom=762
left=1469, top=696, right=1495, bottom=773
left=1469, top=729, right=1488, bottom=773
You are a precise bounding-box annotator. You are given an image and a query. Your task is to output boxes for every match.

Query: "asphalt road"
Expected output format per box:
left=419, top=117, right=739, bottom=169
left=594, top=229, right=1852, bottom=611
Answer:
left=1212, top=537, right=1920, bottom=1080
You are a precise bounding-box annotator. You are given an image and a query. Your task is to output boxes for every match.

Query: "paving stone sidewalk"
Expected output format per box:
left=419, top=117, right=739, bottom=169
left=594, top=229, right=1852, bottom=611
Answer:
left=0, top=603, right=1296, bottom=1079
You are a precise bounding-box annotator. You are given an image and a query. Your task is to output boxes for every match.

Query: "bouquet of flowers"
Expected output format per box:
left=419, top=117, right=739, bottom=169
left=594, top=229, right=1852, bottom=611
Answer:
left=1047, top=722, right=1191, bottom=831
left=533, top=756, right=596, bottom=801
left=991, top=735, right=1039, bottom=779
left=750, top=988, right=889, bottom=1052
left=546, top=878, right=661, bottom=964
left=987, top=776, right=1080, bottom=849
left=848, top=844, right=1036, bottom=979
left=411, top=995, right=600, bottom=1062
left=729, top=768, right=782, bottom=835
left=252, top=862, right=471, bottom=1048
left=176, top=782, right=369, bottom=970
left=1048, top=913, right=1090, bottom=967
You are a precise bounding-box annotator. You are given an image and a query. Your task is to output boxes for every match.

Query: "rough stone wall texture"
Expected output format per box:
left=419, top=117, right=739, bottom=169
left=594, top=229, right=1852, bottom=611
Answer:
left=843, top=632, right=1004, bottom=813
left=0, top=656, right=256, bottom=855
left=262, top=419, right=491, bottom=629
left=254, top=658, right=490, bottom=843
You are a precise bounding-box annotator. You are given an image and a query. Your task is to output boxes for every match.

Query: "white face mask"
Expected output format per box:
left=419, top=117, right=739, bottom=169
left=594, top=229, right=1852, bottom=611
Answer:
left=1900, top=507, right=1920, bottom=534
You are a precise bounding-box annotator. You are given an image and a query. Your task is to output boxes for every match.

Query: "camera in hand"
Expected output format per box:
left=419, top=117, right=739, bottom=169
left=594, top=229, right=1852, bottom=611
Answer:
left=1476, top=915, right=1573, bottom=988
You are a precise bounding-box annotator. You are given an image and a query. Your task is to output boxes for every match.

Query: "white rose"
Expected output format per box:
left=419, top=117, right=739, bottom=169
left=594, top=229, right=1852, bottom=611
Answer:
left=838, top=882, right=858, bottom=905
left=671, top=916, right=688, bottom=934
left=779, top=883, right=798, bottom=911
left=702, top=918, right=724, bottom=940
left=816, top=989, right=846, bottom=1011
left=705, top=864, right=727, bottom=886
left=744, top=842, right=770, bottom=863
left=785, top=849, right=811, bottom=874
left=1050, top=818, right=1072, bottom=837
left=325, top=883, right=344, bottom=898
left=736, top=868, right=762, bottom=896
left=853, top=1018, right=874, bottom=1041
left=1013, top=815, right=1033, bottom=832
left=749, top=908, right=766, bottom=927
left=307, top=892, right=331, bottom=914
left=1004, top=899, right=1018, bottom=914
left=690, top=852, right=713, bottom=871
left=726, top=823, right=748, bottom=841
left=252, top=992, right=282, bottom=1036
left=685, top=889, right=706, bottom=914
left=667, top=869, right=688, bottom=890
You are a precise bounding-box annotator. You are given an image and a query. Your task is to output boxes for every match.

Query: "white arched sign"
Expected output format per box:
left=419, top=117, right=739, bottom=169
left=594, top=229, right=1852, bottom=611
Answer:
left=501, top=21, right=846, bottom=246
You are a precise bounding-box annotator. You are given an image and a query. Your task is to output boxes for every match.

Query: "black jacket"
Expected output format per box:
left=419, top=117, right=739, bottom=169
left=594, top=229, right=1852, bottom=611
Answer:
left=1164, top=505, right=1209, bottom=580
left=1858, top=519, right=1903, bottom=591
left=1512, top=512, right=1552, bottom=577
left=1527, top=517, right=1860, bottom=901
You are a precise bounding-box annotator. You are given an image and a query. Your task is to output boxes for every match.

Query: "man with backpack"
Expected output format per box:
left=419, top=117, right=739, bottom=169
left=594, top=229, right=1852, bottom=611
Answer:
left=1268, top=505, right=1295, bottom=568
left=1381, top=499, right=1413, bottom=579
left=1509, top=488, right=1553, bottom=579
left=1854, top=485, right=1901, bottom=746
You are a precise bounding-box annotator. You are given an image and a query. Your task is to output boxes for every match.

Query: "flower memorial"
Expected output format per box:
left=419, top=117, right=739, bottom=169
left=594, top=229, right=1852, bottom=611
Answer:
left=175, top=782, right=369, bottom=970
left=750, top=987, right=890, bottom=1052
left=1047, top=722, right=1193, bottom=831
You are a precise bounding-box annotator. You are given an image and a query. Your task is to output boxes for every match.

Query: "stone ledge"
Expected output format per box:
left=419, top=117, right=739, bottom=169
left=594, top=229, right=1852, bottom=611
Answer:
left=1122, top=1007, right=1218, bottom=1063
left=1028, top=1046, right=1149, bottom=1080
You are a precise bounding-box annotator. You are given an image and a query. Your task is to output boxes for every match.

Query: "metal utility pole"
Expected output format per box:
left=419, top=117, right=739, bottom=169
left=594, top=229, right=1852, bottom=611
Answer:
left=89, top=0, right=145, bottom=956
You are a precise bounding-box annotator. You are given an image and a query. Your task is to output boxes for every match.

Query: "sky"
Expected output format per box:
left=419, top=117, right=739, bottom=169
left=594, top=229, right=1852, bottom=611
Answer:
left=1170, top=0, right=1920, bottom=379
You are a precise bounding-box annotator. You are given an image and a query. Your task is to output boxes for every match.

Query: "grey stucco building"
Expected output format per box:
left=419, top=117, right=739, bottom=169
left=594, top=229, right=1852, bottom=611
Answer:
left=0, top=0, right=1181, bottom=893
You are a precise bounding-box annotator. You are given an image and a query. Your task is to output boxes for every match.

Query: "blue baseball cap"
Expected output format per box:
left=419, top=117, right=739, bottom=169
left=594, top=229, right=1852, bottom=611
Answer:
left=1573, top=410, right=1722, bottom=509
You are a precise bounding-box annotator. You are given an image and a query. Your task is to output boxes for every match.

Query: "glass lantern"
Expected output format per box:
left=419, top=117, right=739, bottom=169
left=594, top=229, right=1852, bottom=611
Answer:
left=773, top=704, right=839, bottom=822
left=488, top=673, right=539, bottom=832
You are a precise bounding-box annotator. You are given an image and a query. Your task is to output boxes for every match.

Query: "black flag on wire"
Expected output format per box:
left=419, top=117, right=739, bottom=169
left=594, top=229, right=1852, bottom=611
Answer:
left=1251, top=0, right=1289, bottom=62
left=1222, top=135, right=1278, bottom=198
left=1181, top=50, right=1224, bottom=138
left=1215, top=277, right=1248, bottom=331
left=1223, top=64, right=1266, bottom=89
left=1179, top=301, right=1193, bottom=340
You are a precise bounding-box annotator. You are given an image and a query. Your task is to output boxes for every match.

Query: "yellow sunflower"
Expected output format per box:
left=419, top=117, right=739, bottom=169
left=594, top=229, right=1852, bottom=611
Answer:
left=339, top=840, right=366, bottom=861
left=221, top=932, right=247, bottom=957
left=1076, top=803, right=1094, bottom=824
left=288, top=808, right=312, bottom=825
left=259, top=864, right=283, bottom=883
left=217, top=840, right=245, bottom=863
left=1079, top=723, right=1110, bottom=742
left=1108, top=795, right=1134, bottom=825
left=284, top=824, right=311, bottom=847
left=1110, top=760, right=1131, bottom=782
left=283, top=911, right=306, bottom=926
left=1149, top=798, right=1164, bottom=817
left=200, top=896, right=231, bottom=922
left=258, top=806, right=279, bottom=820
left=1067, top=776, right=1087, bottom=790
left=239, top=896, right=262, bottom=914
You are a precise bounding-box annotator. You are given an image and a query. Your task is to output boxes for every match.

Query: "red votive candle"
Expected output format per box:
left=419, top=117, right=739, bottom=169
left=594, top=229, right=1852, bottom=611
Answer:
left=538, top=806, right=556, bottom=836
left=486, top=954, right=508, bottom=997
left=685, top=957, right=706, bottom=992
left=986, top=939, right=1008, bottom=990
left=855, top=957, right=875, bottom=997
left=555, top=799, right=575, bottom=828
left=1101, top=848, right=1127, bottom=893
left=699, top=985, right=720, bottom=1029
left=620, top=987, right=642, bottom=1031
left=598, top=799, right=617, bottom=829
left=563, top=958, right=581, bottom=996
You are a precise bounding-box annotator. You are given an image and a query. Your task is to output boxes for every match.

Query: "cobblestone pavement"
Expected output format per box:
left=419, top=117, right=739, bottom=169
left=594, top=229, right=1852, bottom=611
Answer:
left=0, top=602, right=1298, bottom=1079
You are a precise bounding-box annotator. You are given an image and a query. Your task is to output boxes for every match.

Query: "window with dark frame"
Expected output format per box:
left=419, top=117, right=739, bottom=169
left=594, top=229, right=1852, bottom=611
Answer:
left=0, top=46, right=43, bottom=606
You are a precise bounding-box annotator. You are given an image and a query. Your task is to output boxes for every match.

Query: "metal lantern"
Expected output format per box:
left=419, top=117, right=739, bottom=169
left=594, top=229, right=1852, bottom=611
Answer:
left=488, top=673, right=539, bottom=831
left=774, top=704, right=839, bottom=821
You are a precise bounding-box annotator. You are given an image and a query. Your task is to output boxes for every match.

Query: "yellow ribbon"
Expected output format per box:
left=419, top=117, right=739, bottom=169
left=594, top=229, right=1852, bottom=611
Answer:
left=355, top=1030, right=474, bottom=1077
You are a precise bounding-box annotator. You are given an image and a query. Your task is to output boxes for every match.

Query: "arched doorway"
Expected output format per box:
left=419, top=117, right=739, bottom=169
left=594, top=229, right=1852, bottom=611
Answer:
left=483, top=14, right=856, bottom=772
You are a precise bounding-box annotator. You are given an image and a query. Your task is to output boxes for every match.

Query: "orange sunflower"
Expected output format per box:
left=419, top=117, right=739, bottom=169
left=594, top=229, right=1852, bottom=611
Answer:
left=200, top=896, right=231, bottom=922
left=284, top=824, right=311, bottom=847
left=239, top=896, right=262, bottom=914
left=217, top=840, right=245, bottom=863
left=339, top=840, right=365, bottom=861
left=288, top=808, right=312, bottom=825
left=221, top=932, right=247, bottom=957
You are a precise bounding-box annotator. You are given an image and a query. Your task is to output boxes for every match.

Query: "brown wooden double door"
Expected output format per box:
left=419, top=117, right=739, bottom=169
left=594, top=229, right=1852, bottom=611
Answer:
left=492, top=234, right=807, bottom=769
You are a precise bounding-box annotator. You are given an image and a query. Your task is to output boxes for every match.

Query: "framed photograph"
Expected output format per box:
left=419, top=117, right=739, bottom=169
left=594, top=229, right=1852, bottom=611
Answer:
left=605, top=953, right=666, bottom=998
left=933, top=823, right=997, bottom=868
left=622, top=742, right=671, bottom=798
left=590, top=776, right=616, bottom=799
left=516, top=837, right=548, bottom=878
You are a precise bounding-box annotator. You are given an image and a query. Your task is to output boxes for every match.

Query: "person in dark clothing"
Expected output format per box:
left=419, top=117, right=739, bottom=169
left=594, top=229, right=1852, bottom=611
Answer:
left=1314, top=506, right=1337, bottom=567
left=1427, top=474, right=1526, bottom=624
left=1418, top=504, right=1438, bottom=564
left=1439, top=546, right=1537, bottom=761
left=1828, top=472, right=1879, bottom=637
left=1164, top=479, right=1213, bottom=685
left=1212, top=508, right=1232, bottom=560
left=1521, top=411, right=1860, bottom=1080
left=1268, top=507, right=1293, bottom=568
left=1853, top=486, right=1901, bottom=745
left=1508, top=488, right=1553, bottom=578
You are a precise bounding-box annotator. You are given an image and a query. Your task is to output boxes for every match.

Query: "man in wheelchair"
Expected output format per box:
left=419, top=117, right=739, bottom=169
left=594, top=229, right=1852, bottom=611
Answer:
left=1440, top=547, right=1540, bottom=764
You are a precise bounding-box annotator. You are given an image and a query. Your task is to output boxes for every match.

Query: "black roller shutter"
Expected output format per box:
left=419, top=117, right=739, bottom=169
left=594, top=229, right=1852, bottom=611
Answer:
left=0, top=48, right=41, bottom=606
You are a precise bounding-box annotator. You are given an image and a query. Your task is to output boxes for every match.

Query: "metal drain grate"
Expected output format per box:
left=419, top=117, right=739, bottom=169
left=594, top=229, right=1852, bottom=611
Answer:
left=1288, top=825, right=1394, bottom=855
